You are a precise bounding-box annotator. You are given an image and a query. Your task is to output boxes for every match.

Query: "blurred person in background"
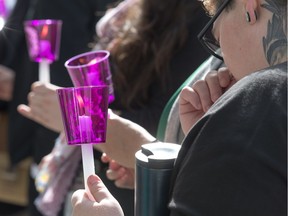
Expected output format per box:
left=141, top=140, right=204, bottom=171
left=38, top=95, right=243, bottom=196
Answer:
left=0, top=0, right=116, bottom=215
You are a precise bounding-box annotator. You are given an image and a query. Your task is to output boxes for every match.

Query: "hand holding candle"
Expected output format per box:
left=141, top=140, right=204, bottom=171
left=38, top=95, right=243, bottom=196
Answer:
left=57, top=86, right=109, bottom=200
left=61, top=50, right=113, bottom=199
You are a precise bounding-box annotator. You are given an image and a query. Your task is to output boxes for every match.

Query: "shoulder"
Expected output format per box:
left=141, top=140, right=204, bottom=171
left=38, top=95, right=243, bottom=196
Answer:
left=169, top=64, right=287, bottom=216
left=211, top=63, right=287, bottom=114
left=240, top=63, right=287, bottom=91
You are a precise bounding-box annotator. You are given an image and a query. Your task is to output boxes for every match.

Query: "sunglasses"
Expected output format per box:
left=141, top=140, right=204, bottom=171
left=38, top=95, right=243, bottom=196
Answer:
left=197, top=0, right=232, bottom=60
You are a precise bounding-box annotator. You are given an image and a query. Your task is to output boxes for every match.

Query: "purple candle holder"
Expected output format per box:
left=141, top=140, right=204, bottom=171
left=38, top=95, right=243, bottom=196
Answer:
left=64, top=50, right=114, bottom=103
left=57, top=85, right=109, bottom=145
left=24, top=19, right=62, bottom=63
left=24, top=19, right=62, bottom=83
left=0, top=0, right=7, bottom=19
left=57, top=85, right=109, bottom=200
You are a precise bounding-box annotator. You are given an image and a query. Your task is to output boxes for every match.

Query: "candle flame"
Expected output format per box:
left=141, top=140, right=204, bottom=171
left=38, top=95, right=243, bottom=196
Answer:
left=76, top=94, right=85, bottom=110
left=78, top=58, right=98, bottom=66
left=76, top=94, right=86, bottom=115
left=87, top=58, right=98, bottom=66
left=41, top=25, right=49, bottom=39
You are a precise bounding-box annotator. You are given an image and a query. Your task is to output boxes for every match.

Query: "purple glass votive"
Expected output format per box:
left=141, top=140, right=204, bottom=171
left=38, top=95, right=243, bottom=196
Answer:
left=57, top=86, right=109, bottom=145
left=64, top=50, right=114, bottom=103
left=24, top=19, right=62, bottom=62
left=0, top=0, right=7, bottom=19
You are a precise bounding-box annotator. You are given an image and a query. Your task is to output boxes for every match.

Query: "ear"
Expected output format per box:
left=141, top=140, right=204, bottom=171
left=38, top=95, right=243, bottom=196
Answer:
left=244, top=0, right=258, bottom=24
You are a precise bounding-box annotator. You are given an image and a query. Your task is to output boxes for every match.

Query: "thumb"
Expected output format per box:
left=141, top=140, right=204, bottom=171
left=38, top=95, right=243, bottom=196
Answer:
left=87, top=175, right=113, bottom=203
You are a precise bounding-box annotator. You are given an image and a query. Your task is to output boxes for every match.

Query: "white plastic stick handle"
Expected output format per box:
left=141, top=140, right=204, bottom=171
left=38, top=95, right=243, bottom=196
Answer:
left=81, top=144, right=95, bottom=201
left=39, top=59, right=50, bottom=83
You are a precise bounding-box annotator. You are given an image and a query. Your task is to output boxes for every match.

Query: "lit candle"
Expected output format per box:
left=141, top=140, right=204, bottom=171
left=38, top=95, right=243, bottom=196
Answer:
left=79, top=115, right=92, bottom=141
left=78, top=115, right=95, bottom=201
left=39, top=40, right=53, bottom=59
left=39, top=39, right=52, bottom=83
left=38, top=25, right=52, bottom=83
left=39, top=59, right=50, bottom=83
left=87, top=72, right=102, bottom=86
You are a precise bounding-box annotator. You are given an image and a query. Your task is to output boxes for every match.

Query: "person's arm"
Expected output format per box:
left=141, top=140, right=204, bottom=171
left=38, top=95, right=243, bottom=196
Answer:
left=95, top=109, right=156, bottom=168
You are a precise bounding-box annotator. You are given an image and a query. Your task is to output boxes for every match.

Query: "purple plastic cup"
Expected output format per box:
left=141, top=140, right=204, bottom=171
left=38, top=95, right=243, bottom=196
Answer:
left=57, top=85, right=109, bottom=145
left=24, top=19, right=62, bottom=63
left=0, top=0, right=7, bottom=19
left=64, top=50, right=114, bottom=103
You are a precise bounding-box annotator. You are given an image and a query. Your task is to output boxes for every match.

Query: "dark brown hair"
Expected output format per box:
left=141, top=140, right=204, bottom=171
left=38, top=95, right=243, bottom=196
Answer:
left=108, top=0, right=201, bottom=109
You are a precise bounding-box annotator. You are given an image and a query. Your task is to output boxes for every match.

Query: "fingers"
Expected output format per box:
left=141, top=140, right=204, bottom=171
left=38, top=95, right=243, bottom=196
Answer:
left=204, top=71, right=223, bottom=103
left=101, top=154, right=135, bottom=189
left=101, top=153, right=110, bottom=163
left=17, top=103, right=49, bottom=127
left=27, top=91, right=45, bottom=108
left=217, top=67, right=232, bottom=88
left=179, top=86, right=205, bottom=134
left=87, top=175, right=113, bottom=203
left=17, top=104, right=33, bottom=119
left=31, top=81, right=59, bottom=92
left=18, top=101, right=45, bottom=121
left=104, top=158, right=125, bottom=181
left=191, top=67, right=235, bottom=109
left=17, top=82, right=64, bottom=132
left=192, top=80, right=213, bottom=112
left=71, top=175, right=124, bottom=216
left=106, top=167, right=135, bottom=189
left=71, top=175, right=111, bottom=206
left=114, top=169, right=135, bottom=189
left=71, top=189, right=88, bottom=207
left=179, top=68, right=237, bottom=135
left=179, top=86, right=202, bottom=110
left=106, top=166, right=125, bottom=180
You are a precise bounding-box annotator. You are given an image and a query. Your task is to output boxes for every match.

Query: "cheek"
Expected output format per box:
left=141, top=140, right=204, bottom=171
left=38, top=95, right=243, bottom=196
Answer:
left=220, top=24, right=242, bottom=77
left=219, top=18, right=252, bottom=79
left=220, top=18, right=244, bottom=57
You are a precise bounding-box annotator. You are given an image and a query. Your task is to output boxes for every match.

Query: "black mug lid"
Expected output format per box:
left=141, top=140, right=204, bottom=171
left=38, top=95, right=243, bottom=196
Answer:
left=135, top=143, right=180, bottom=169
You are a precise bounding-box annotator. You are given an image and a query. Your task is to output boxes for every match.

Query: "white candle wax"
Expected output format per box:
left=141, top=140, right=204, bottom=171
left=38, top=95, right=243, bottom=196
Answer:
left=79, top=115, right=95, bottom=201
left=79, top=115, right=92, bottom=140
left=38, top=39, right=52, bottom=83
left=39, top=59, right=50, bottom=83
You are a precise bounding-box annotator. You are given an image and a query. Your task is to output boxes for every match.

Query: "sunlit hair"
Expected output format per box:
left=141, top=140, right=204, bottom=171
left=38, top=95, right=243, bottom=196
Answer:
left=104, top=0, right=202, bottom=109
left=200, top=0, right=224, bottom=16
left=201, top=0, right=287, bottom=15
